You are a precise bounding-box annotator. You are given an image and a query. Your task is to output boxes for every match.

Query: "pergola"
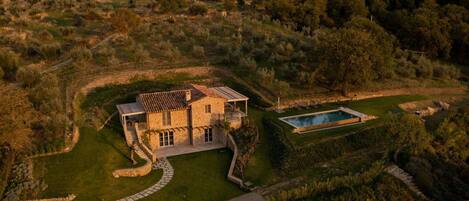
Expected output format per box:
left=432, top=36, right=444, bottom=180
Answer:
left=210, top=86, right=249, bottom=115
left=116, top=102, right=146, bottom=129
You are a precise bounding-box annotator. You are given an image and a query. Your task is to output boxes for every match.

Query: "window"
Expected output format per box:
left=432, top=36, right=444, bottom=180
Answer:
left=205, top=104, right=211, bottom=113
left=204, top=128, right=213, bottom=143
left=162, top=111, right=171, bottom=126
left=159, top=131, right=174, bottom=147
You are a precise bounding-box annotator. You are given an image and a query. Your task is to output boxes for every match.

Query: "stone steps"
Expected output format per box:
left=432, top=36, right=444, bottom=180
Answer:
left=385, top=164, right=431, bottom=201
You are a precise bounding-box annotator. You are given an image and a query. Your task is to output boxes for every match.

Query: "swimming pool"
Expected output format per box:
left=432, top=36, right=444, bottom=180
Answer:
left=279, top=107, right=371, bottom=133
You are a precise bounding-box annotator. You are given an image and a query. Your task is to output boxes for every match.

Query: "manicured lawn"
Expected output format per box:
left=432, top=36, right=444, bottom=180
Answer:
left=243, top=108, right=281, bottom=185
left=279, top=95, right=427, bottom=147
left=142, top=149, right=244, bottom=201
left=36, top=126, right=163, bottom=201
left=243, top=95, right=428, bottom=185
left=37, top=77, right=243, bottom=201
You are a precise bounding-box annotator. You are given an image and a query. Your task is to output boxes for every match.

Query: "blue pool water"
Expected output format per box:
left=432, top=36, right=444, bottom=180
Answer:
left=282, top=110, right=357, bottom=128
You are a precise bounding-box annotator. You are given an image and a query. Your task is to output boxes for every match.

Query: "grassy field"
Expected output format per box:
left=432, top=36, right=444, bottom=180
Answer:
left=36, top=77, right=243, bottom=201
left=277, top=95, right=427, bottom=147
left=142, top=150, right=244, bottom=201
left=243, top=95, right=428, bottom=186
left=36, top=126, right=164, bottom=201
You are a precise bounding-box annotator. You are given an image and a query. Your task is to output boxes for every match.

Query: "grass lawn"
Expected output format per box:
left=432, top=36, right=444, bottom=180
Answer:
left=36, top=77, right=244, bottom=201
left=36, top=126, right=163, bottom=201
left=243, top=95, right=428, bottom=186
left=279, top=95, right=427, bottom=147
left=142, top=149, right=244, bottom=201
left=243, top=108, right=281, bottom=186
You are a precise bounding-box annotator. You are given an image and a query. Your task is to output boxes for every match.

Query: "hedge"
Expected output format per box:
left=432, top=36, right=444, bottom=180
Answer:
left=263, top=117, right=388, bottom=171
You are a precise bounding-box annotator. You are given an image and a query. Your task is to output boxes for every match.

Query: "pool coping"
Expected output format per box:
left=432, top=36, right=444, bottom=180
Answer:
left=278, top=107, right=371, bottom=133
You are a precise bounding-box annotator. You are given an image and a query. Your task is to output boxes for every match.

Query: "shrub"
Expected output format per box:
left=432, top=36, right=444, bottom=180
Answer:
left=192, top=45, right=205, bottom=58
left=0, top=49, right=21, bottom=80
left=69, top=46, right=92, bottom=63
left=266, top=162, right=386, bottom=201
left=16, top=66, right=41, bottom=88
left=239, top=57, right=257, bottom=71
left=224, top=0, right=236, bottom=11
left=39, top=42, right=62, bottom=59
left=159, top=0, right=188, bottom=13
left=110, top=9, right=141, bottom=34
left=189, top=2, right=208, bottom=15
left=232, top=120, right=259, bottom=179
left=266, top=117, right=385, bottom=171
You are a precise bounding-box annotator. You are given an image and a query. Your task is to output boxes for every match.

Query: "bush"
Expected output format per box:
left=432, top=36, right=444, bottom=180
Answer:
left=189, top=2, right=208, bottom=15
left=39, top=42, right=62, bottom=59
left=265, top=117, right=386, bottom=171
left=16, top=66, right=41, bottom=88
left=192, top=45, right=205, bottom=58
left=266, top=162, right=386, bottom=201
left=0, top=49, right=21, bottom=80
left=232, top=120, right=259, bottom=179
left=110, top=9, right=141, bottom=34
left=69, top=46, right=92, bottom=63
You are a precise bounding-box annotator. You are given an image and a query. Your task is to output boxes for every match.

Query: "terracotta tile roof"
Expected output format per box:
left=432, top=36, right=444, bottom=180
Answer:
left=189, top=84, right=225, bottom=102
left=137, top=90, right=189, bottom=113
left=136, top=85, right=230, bottom=113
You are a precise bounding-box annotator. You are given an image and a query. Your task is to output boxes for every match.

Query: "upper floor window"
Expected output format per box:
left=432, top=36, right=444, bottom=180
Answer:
left=205, top=104, right=211, bottom=113
left=162, top=111, right=171, bottom=126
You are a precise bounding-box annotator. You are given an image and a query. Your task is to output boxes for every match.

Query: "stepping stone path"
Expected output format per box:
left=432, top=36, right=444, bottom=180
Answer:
left=385, top=164, right=431, bottom=201
left=116, top=158, right=174, bottom=201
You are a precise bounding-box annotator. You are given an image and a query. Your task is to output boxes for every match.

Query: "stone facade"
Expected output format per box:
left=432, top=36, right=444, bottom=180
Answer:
left=145, top=96, right=228, bottom=154
left=117, top=85, right=249, bottom=158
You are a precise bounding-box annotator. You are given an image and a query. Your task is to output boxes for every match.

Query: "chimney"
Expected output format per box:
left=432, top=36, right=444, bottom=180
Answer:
left=185, top=90, right=191, bottom=102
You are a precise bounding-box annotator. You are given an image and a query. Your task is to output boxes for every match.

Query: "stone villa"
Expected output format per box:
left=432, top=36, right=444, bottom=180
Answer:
left=116, top=84, right=249, bottom=161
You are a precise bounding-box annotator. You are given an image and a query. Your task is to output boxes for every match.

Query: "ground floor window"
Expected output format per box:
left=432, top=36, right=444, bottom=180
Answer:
left=159, top=131, right=174, bottom=147
left=204, top=128, right=213, bottom=143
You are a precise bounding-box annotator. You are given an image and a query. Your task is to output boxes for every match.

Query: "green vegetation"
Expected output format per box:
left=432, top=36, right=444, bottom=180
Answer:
left=0, top=0, right=467, bottom=200
left=37, top=77, right=242, bottom=200
left=142, top=150, right=243, bottom=201
left=274, top=95, right=426, bottom=147
left=242, top=95, right=426, bottom=186
left=265, top=162, right=417, bottom=201
left=36, top=126, right=163, bottom=201
left=388, top=106, right=469, bottom=201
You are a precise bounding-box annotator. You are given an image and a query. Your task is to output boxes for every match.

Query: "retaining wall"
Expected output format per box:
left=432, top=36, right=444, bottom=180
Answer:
left=227, top=134, right=244, bottom=187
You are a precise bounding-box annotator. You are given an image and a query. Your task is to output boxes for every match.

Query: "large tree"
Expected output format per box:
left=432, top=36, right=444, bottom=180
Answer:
left=383, top=113, right=433, bottom=161
left=315, top=28, right=391, bottom=95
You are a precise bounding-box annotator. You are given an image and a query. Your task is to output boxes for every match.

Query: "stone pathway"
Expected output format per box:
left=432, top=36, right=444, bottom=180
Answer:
left=385, top=164, right=431, bottom=201
left=116, top=158, right=174, bottom=201
left=228, top=192, right=264, bottom=201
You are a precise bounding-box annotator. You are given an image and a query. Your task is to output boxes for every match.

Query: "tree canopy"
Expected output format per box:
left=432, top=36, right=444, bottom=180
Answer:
left=315, top=28, right=392, bottom=94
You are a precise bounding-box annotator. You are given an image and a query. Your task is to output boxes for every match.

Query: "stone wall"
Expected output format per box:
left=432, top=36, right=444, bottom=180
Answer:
left=294, top=117, right=361, bottom=133
left=27, top=194, right=76, bottom=201
left=226, top=134, right=244, bottom=187
left=147, top=110, right=188, bottom=129
left=148, top=129, right=191, bottom=150
left=112, top=144, right=152, bottom=178
left=190, top=97, right=225, bottom=127
left=192, top=126, right=224, bottom=145
left=272, top=87, right=467, bottom=111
